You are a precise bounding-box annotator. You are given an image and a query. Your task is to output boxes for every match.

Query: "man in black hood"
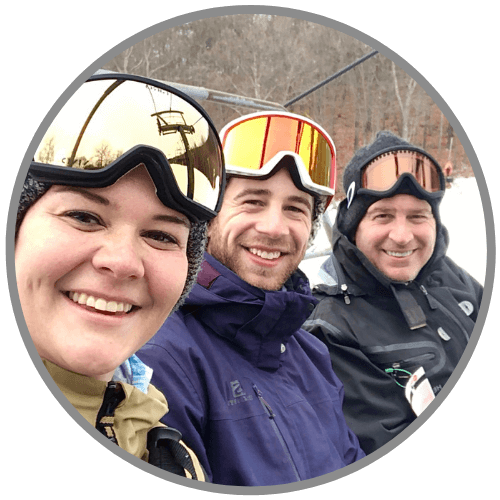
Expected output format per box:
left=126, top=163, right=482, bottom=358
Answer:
left=304, top=131, right=483, bottom=455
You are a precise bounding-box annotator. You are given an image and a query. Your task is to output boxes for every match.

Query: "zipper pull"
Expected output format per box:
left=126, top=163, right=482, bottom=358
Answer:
left=420, top=284, right=438, bottom=310
left=341, top=284, right=350, bottom=305
left=253, top=385, right=275, bottom=419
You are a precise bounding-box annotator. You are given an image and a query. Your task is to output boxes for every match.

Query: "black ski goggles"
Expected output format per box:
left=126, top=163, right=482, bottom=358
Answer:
left=29, top=73, right=225, bottom=222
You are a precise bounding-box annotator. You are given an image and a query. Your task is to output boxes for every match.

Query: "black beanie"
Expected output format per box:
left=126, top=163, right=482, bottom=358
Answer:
left=337, top=131, right=445, bottom=242
left=15, top=172, right=207, bottom=312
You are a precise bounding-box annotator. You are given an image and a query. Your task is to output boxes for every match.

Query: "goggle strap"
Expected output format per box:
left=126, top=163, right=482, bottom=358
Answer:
left=227, top=151, right=335, bottom=197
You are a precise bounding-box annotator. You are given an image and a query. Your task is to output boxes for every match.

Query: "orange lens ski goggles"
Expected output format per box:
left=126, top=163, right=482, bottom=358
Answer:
left=220, top=112, right=336, bottom=204
left=362, top=150, right=444, bottom=193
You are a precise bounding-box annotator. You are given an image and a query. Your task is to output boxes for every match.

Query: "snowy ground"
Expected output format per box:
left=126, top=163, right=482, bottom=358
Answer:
left=300, top=176, right=488, bottom=286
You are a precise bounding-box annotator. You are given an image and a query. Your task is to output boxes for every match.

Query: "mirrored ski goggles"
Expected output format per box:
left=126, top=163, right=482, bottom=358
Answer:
left=361, top=149, right=444, bottom=194
left=220, top=112, right=336, bottom=203
left=30, top=73, right=225, bottom=222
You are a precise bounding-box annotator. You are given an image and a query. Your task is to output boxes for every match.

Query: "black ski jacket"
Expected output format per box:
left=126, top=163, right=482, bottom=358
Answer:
left=303, top=223, right=483, bottom=454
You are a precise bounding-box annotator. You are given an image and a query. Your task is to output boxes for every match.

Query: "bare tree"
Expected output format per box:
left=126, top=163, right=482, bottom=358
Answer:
left=392, top=61, right=417, bottom=140
left=37, top=136, right=55, bottom=163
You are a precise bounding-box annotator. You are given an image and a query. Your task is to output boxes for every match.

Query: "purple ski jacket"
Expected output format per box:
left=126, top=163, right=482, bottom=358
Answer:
left=137, top=253, right=364, bottom=486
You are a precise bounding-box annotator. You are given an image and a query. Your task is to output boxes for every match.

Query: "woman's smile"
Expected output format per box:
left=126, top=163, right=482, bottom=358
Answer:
left=15, top=166, right=189, bottom=380
left=66, top=290, right=136, bottom=314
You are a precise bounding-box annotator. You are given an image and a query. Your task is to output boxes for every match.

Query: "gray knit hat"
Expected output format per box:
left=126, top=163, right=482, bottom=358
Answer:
left=337, top=131, right=445, bottom=242
left=15, top=173, right=207, bottom=312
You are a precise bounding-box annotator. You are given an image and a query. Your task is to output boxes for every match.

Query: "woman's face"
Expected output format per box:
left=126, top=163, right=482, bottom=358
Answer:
left=15, top=166, right=190, bottom=381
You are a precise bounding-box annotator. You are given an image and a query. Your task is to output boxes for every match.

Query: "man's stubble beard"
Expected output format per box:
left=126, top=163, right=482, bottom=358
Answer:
left=207, top=220, right=305, bottom=291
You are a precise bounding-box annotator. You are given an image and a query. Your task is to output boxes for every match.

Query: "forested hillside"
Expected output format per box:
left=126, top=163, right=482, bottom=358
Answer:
left=103, top=14, right=472, bottom=197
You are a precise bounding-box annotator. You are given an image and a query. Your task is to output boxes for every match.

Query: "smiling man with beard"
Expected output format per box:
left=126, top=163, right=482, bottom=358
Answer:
left=138, top=112, right=365, bottom=486
left=206, top=167, right=313, bottom=291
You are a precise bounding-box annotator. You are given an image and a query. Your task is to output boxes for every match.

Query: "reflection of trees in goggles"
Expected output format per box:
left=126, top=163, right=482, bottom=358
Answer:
left=35, top=79, right=219, bottom=186
left=31, top=75, right=225, bottom=221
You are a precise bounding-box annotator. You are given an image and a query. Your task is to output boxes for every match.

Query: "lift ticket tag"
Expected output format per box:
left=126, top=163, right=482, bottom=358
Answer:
left=404, top=367, right=435, bottom=416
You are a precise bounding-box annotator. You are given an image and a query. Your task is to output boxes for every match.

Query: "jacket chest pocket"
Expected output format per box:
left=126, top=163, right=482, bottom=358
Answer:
left=364, top=342, right=445, bottom=381
left=383, top=353, right=436, bottom=387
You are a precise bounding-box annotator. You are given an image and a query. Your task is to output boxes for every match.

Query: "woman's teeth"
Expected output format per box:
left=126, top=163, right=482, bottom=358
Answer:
left=67, top=291, right=133, bottom=313
left=249, top=248, right=281, bottom=260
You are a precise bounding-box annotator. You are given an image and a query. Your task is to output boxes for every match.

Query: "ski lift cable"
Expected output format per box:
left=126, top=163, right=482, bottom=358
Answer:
left=95, top=49, right=378, bottom=112
left=283, top=49, right=379, bottom=108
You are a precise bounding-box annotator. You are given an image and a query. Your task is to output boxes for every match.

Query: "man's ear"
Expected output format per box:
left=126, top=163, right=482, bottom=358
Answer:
left=206, top=220, right=213, bottom=239
left=206, top=175, right=230, bottom=244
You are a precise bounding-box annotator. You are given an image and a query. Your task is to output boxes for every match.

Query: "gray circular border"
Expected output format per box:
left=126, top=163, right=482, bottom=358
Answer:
left=5, top=4, right=495, bottom=496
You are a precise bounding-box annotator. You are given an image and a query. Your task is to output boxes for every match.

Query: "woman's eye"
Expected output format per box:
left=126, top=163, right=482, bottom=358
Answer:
left=143, top=231, right=181, bottom=249
left=64, top=211, right=102, bottom=226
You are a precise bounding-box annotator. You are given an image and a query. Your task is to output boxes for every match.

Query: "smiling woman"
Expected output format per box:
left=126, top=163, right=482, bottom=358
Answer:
left=13, top=73, right=225, bottom=479
left=15, top=167, right=191, bottom=381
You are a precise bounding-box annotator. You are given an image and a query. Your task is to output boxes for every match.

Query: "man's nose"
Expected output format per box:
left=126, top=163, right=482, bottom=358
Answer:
left=254, top=206, right=289, bottom=239
left=388, top=219, right=414, bottom=246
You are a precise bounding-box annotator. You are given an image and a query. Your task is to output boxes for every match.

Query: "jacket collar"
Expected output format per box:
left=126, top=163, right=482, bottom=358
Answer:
left=185, top=252, right=317, bottom=370
left=42, top=359, right=169, bottom=457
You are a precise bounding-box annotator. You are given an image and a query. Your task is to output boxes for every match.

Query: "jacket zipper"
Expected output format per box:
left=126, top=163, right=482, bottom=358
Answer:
left=95, top=381, right=125, bottom=444
left=420, top=285, right=470, bottom=343
left=394, top=352, right=435, bottom=367
left=252, top=384, right=301, bottom=482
